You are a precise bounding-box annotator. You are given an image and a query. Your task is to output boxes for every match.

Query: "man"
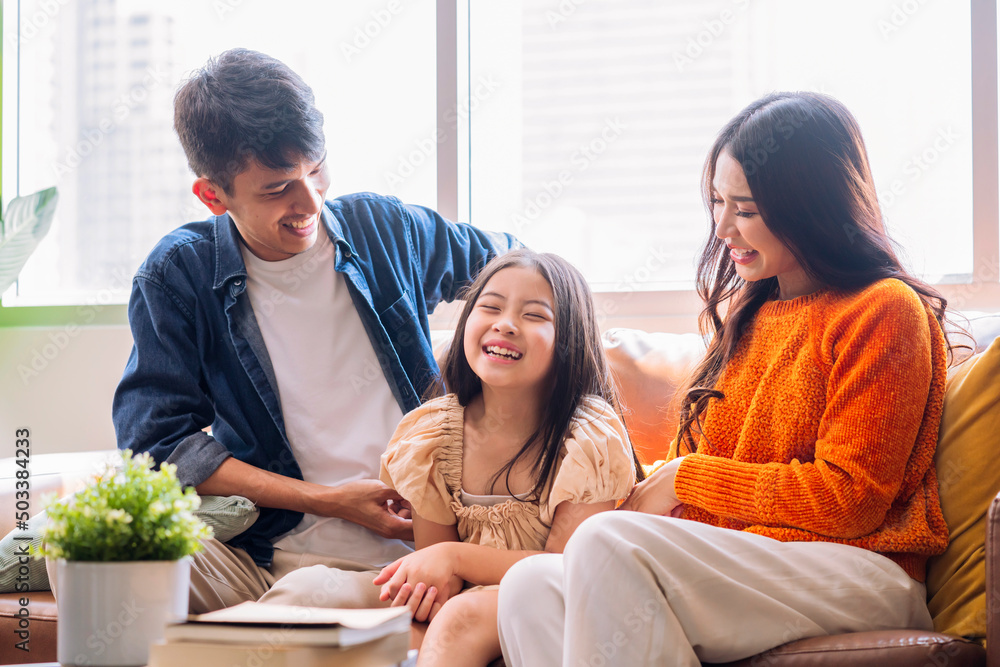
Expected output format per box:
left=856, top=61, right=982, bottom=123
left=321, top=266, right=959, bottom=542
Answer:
left=112, top=48, right=517, bottom=612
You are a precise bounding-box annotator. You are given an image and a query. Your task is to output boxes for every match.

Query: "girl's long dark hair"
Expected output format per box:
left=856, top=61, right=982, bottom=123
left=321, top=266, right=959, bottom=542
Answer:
left=676, top=91, right=965, bottom=455
left=437, top=249, right=644, bottom=501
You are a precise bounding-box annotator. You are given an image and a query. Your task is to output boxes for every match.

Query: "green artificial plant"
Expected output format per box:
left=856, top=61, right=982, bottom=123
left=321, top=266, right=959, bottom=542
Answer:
left=36, top=450, right=213, bottom=562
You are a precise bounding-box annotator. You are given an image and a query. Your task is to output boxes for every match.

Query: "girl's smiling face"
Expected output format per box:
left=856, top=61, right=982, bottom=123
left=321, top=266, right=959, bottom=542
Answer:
left=463, top=266, right=556, bottom=394
left=711, top=151, right=819, bottom=300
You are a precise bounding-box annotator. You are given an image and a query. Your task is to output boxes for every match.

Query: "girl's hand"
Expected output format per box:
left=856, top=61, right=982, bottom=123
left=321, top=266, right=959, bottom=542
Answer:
left=620, top=456, right=686, bottom=516
left=386, top=580, right=443, bottom=622
left=373, top=543, right=464, bottom=621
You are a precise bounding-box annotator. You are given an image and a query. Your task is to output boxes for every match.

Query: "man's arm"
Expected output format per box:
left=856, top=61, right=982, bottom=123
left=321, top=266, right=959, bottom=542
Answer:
left=114, top=273, right=412, bottom=540
left=400, top=202, right=521, bottom=308
left=114, top=274, right=229, bottom=486
left=196, top=458, right=412, bottom=540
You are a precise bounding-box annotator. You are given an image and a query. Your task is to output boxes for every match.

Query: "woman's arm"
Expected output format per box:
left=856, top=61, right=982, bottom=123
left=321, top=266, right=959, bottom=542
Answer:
left=642, top=283, right=945, bottom=539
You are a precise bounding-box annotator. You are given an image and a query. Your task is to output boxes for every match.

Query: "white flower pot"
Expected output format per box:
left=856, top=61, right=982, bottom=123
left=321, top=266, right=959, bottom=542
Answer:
left=54, top=558, right=190, bottom=667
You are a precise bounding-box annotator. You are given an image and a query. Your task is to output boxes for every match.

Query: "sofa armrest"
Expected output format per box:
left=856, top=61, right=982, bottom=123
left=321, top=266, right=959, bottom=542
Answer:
left=986, top=491, right=1000, bottom=667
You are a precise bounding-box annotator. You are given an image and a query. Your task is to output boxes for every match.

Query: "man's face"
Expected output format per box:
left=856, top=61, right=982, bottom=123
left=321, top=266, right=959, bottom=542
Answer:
left=207, top=154, right=331, bottom=261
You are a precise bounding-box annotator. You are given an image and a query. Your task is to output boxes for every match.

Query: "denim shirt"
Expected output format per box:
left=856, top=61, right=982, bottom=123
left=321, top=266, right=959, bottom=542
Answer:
left=112, top=193, right=517, bottom=566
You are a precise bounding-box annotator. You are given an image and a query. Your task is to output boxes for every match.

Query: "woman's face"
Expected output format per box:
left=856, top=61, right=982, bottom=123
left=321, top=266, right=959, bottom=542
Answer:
left=711, top=151, right=819, bottom=300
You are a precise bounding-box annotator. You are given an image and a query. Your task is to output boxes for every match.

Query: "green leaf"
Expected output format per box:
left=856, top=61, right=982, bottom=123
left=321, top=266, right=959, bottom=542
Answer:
left=0, top=187, right=60, bottom=296
left=34, top=449, right=212, bottom=562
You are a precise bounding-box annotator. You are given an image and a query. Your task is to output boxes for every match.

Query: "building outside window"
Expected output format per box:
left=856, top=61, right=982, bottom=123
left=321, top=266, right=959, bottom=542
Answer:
left=1, top=0, right=993, bottom=321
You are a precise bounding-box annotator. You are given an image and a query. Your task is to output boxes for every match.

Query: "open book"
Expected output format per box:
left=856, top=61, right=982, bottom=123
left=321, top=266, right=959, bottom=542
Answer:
left=164, top=602, right=412, bottom=647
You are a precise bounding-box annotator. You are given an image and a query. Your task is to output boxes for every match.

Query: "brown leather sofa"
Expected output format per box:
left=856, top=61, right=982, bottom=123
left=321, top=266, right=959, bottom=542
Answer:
left=2, top=323, right=997, bottom=666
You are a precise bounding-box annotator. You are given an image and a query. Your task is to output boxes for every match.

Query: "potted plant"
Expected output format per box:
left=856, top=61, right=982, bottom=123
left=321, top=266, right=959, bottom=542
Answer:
left=36, top=450, right=212, bottom=667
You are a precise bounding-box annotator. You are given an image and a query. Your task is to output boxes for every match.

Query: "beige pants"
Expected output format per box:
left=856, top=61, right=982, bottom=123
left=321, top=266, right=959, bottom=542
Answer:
left=498, top=512, right=932, bottom=666
left=188, top=538, right=389, bottom=613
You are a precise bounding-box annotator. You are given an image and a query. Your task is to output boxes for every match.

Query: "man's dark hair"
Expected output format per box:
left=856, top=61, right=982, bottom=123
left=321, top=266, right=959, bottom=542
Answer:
left=174, top=48, right=325, bottom=195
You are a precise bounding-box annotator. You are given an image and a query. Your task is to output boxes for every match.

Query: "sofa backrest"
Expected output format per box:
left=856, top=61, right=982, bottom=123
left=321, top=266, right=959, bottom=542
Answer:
left=602, top=328, right=704, bottom=464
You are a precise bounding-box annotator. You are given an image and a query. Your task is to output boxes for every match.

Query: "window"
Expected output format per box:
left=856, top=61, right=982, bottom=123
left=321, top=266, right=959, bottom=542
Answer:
left=3, top=0, right=437, bottom=305
left=2, top=0, right=998, bottom=322
left=468, top=0, right=974, bottom=290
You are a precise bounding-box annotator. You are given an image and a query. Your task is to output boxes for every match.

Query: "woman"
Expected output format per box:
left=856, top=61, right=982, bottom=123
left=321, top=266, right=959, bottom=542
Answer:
left=496, top=92, right=956, bottom=666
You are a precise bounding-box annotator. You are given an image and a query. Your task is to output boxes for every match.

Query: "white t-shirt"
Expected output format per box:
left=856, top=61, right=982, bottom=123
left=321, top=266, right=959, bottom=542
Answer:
left=240, top=230, right=410, bottom=567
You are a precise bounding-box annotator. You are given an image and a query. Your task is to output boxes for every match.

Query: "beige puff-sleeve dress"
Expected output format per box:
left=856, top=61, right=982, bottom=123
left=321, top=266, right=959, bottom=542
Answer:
left=379, top=394, right=636, bottom=551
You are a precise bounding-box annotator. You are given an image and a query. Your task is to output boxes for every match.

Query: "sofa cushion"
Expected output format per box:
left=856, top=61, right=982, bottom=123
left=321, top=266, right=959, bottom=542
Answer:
left=192, top=494, right=260, bottom=543
left=602, top=328, right=705, bottom=464
left=925, top=336, right=1000, bottom=641
left=0, top=511, right=51, bottom=593
left=959, top=311, right=1000, bottom=353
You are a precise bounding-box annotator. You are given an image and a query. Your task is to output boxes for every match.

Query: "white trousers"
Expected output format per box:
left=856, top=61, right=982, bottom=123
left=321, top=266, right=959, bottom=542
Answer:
left=497, top=512, right=932, bottom=667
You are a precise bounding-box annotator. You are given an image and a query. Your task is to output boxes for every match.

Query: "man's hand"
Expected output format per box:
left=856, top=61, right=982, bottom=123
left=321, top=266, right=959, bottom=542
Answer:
left=390, top=498, right=413, bottom=521
left=314, top=479, right=414, bottom=541
left=619, top=456, right=686, bottom=517
left=196, top=459, right=414, bottom=540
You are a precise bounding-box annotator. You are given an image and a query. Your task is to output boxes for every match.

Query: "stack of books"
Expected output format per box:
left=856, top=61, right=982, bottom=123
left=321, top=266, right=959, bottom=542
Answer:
left=148, top=602, right=413, bottom=667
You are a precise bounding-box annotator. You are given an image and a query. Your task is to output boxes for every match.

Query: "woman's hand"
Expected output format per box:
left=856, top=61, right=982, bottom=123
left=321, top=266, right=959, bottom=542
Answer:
left=620, top=456, right=686, bottom=517
left=373, top=543, right=465, bottom=622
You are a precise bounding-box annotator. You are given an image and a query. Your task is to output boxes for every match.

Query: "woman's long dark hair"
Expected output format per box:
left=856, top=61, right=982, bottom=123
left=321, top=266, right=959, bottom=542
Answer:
left=437, top=249, right=643, bottom=500
left=676, top=91, right=964, bottom=455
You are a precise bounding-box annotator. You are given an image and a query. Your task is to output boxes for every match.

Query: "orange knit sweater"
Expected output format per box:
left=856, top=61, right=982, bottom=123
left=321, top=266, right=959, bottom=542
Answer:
left=671, top=278, right=949, bottom=581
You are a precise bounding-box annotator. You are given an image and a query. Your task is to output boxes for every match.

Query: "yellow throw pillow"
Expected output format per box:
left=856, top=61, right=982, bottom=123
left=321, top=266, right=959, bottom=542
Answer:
left=926, top=337, right=1000, bottom=642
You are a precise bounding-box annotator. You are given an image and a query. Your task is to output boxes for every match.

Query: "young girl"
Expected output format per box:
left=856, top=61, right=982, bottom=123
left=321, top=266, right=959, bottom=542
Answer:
left=374, top=249, right=641, bottom=666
